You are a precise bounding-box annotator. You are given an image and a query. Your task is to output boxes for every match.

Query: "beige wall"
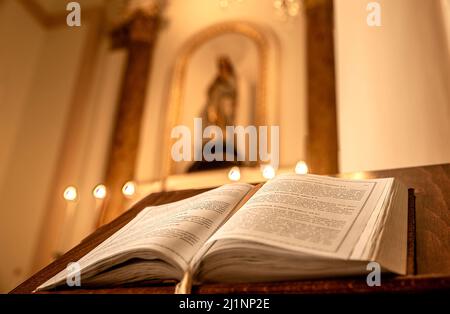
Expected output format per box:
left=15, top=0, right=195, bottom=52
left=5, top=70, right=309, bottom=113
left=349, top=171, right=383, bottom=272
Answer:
left=0, top=1, right=116, bottom=292
left=66, top=45, right=126, bottom=256
left=335, top=0, right=450, bottom=172
left=0, top=0, right=49, bottom=292
left=0, top=0, right=45, bottom=187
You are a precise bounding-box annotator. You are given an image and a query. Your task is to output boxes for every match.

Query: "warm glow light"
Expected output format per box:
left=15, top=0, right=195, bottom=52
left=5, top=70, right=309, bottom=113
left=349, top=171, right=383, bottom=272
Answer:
left=295, top=161, right=308, bottom=174
left=352, top=172, right=366, bottom=180
left=262, top=165, right=276, bottom=179
left=93, top=184, right=107, bottom=200
left=63, top=186, right=77, bottom=202
left=122, top=181, right=136, bottom=197
left=228, top=166, right=241, bottom=181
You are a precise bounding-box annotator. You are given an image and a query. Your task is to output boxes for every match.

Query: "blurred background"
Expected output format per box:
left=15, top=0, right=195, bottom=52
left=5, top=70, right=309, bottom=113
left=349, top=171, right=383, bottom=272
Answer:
left=0, top=0, right=449, bottom=292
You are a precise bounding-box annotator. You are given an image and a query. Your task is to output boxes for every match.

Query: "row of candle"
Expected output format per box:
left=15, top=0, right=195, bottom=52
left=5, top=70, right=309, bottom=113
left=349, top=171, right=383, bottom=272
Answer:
left=63, top=161, right=309, bottom=202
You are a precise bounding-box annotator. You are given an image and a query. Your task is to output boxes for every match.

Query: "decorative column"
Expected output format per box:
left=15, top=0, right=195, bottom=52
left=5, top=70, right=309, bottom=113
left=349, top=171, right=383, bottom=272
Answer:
left=98, top=3, right=162, bottom=226
left=305, top=0, right=339, bottom=174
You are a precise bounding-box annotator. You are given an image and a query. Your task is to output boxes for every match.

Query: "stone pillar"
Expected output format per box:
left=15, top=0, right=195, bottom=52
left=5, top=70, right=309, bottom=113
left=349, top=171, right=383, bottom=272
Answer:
left=98, top=8, right=161, bottom=226
left=305, top=0, right=339, bottom=174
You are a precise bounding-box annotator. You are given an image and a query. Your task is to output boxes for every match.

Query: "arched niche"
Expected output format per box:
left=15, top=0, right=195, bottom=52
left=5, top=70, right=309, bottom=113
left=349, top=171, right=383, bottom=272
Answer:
left=162, top=21, right=280, bottom=176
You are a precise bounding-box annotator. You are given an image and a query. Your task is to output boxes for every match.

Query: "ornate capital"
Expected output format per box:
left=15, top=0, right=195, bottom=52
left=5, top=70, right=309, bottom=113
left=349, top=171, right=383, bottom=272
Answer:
left=125, top=0, right=163, bottom=18
left=109, top=0, right=165, bottom=48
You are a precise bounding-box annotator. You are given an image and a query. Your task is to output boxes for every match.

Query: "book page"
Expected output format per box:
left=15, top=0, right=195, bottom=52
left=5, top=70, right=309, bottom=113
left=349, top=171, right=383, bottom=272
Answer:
left=38, top=183, right=252, bottom=290
left=101, top=183, right=253, bottom=268
left=208, top=174, right=390, bottom=259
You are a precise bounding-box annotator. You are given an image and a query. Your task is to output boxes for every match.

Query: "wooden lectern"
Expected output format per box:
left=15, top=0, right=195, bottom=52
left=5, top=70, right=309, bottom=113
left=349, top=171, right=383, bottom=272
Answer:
left=10, top=164, right=450, bottom=294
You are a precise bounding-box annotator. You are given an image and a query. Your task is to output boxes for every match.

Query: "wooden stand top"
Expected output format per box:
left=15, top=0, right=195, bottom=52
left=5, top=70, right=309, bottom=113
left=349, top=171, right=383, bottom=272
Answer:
left=11, top=163, right=450, bottom=294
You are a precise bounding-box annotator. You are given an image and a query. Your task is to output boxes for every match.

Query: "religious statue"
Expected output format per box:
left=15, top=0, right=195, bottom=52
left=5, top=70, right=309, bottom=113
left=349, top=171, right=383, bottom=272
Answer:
left=203, top=55, right=238, bottom=131
left=188, top=55, right=241, bottom=172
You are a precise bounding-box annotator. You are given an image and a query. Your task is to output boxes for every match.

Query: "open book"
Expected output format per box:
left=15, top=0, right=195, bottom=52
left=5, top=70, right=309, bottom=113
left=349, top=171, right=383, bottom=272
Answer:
left=37, top=173, right=408, bottom=291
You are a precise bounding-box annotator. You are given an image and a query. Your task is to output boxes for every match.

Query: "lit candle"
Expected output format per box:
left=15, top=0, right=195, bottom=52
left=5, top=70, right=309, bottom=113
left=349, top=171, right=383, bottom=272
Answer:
left=352, top=172, right=366, bottom=180
left=92, top=184, right=107, bottom=228
left=122, top=181, right=136, bottom=198
left=262, top=165, right=276, bottom=180
left=57, top=186, right=78, bottom=257
left=63, top=186, right=77, bottom=202
left=295, top=161, right=308, bottom=174
left=228, top=166, right=241, bottom=181
left=122, top=180, right=138, bottom=209
left=93, top=184, right=107, bottom=200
